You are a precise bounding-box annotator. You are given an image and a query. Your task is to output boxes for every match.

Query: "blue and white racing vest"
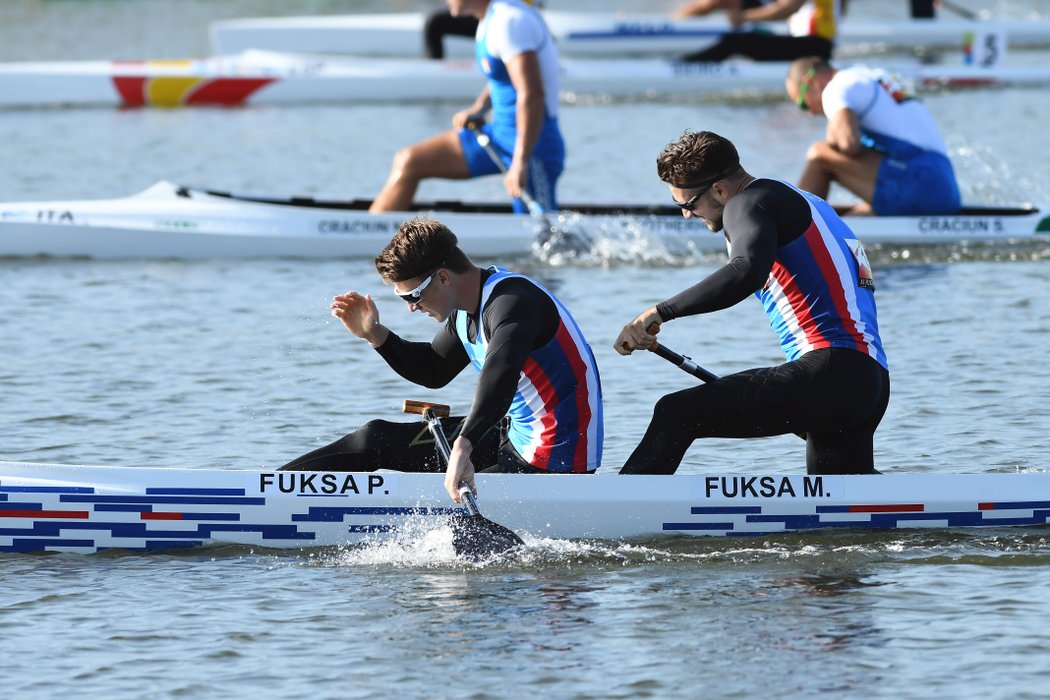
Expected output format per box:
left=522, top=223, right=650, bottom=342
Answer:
left=455, top=267, right=602, bottom=472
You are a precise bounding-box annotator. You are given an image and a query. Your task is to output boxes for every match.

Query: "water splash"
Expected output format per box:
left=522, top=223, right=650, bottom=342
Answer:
left=531, top=211, right=718, bottom=268
left=323, top=514, right=463, bottom=569
left=528, top=211, right=1050, bottom=268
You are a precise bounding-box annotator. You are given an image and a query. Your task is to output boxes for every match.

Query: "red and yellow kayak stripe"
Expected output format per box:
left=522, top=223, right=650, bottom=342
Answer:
left=112, top=60, right=276, bottom=107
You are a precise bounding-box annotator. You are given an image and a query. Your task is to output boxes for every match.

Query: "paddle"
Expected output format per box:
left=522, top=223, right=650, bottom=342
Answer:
left=650, top=343, right=719, bottom=383
left=939, top=0, right=978, bottom=20
left=402, top=399, right=524, bottom=560
left=467, top=125, right=591, bottom=254
left=647, top=342, right=808, bottom=441
left=622, top=322, right=719, bottom=382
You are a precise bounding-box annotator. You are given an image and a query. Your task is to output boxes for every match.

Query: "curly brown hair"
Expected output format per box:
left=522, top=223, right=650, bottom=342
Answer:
left=656, top=130, right=741, bottom=187
left=374, top=217, right=468, bottom=283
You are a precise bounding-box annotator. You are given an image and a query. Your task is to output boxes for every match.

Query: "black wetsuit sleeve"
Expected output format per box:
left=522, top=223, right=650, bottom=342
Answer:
left=374, top=322, right=470, bottom=388
left=460, top=278, right=558, bottom=446
left=655, top=188, right=782, bottom=321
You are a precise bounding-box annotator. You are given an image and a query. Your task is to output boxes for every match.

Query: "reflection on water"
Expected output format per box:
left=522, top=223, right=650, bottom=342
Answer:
left=4, top=524, right=1050, bottom=697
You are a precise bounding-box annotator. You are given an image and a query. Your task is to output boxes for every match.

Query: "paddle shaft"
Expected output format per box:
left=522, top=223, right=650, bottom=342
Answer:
left=939, top=0, right=978, bottom=19
left=467, top=124, right=597, bottom=254
left=650, top=343, right=719, bottom=383
left=403, top=400, right=524, bottom=557
left=649, top=343, right=807, bottom=441
left=420, top=407, right=482, bottom=517
left=468, top=125, right=547, bottom=218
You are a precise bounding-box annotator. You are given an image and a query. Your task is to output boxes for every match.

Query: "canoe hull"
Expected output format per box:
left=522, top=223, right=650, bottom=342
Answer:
left=1, top=181, right=1047, bottom=260
left=209, top=12, right=1050, bottom=58
left=0, top=182, right=544, bottom=259
left=2, top=51, right=1049, bottom=109
left=2, top=461, right=1049, bottom=553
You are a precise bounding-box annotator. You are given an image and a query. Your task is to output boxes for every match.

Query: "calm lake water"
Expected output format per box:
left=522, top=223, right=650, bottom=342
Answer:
left=2, top=1, right=1050, bottom=698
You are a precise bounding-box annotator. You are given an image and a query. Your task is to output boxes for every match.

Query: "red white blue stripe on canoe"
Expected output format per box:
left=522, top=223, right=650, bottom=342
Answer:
left=3, top=465, right=1050, bottom=553
left=666, top=502, right=1050, bottom=533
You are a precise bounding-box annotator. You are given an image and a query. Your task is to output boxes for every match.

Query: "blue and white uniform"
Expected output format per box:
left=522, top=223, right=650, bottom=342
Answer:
left=822, top=66, right=961, bottom=215
left=278, top=263, right=602, bottom=475
left=456, top=268, right=602, bottom=473
left=759, top=183, right=888, bottom=370
left=458, top=0, right=565, bottom=212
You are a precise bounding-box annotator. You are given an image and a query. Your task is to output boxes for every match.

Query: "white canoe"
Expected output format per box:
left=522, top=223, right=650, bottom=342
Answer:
left=1, top=181, right=1046, bottom=260
left=1, top=460, right=1048, bottom=554
left=2, top=50, right=1048, bottom=109
left=209, top=11, right=1050, bottom=58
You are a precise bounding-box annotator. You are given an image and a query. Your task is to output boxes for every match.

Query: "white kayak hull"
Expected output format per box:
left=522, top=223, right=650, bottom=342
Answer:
left=0, top=182, right=539, bottom=260
left=1, top=461, right=1048, bottom=554
left=1, top=181, right=1046, bottom=260
left=209, top=11, right=1050, bottom=58
left=2, top=50, right=1048, bottom=109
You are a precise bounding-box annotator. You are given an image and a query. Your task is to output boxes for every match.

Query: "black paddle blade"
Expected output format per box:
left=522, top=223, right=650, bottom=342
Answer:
left=448, top=514, right=525, bottom=561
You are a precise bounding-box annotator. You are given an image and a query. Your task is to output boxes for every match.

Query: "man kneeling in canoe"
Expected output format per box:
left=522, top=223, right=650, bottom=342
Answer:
left=786, top=56, right=961, bottom=216
left=279, top=217, right=603, bottom=501
left=615, top=130, right=889, bottom=476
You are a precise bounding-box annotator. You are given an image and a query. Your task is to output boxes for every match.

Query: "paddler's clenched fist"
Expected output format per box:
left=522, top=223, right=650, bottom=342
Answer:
left=614, top=306, right=664, bottom=355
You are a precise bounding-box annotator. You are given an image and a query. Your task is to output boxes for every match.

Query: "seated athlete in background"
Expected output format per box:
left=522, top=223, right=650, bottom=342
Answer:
left=786, top=56, right=961, bottom=216
left=674, top=0, right=842, bottom=63
left=279, top=218, right=603, bottom=502
left=371, top=0, right=564, bottom=216
left=615, top=130, right=889, bottom=476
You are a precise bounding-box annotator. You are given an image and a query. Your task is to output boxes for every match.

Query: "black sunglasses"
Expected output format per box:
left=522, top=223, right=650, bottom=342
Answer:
left=672, top=185, right=714, bottom=211
left=671, top=164, right=742, bottom=210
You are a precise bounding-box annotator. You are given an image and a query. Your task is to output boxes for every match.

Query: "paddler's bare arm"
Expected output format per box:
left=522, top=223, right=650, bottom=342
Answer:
left=504, top=51, right=545, bottom=200
left=738, top=0, right=807, bottom=24
left=452, top=85, right=492, bottom=129
left=672, top=0, right=739, bottom=19
left=826, top=107, right=862, bottom=156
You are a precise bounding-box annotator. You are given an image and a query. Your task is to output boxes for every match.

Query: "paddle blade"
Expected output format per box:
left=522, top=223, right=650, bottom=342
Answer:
left=448, top=514, right=524, bottom=561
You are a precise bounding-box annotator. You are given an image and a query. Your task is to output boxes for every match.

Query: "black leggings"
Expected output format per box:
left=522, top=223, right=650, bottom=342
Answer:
left=910, top=0, right=936, bottom=18
left=277, top=416, right=558, bottom=474
left=682, top=33, right=833, bottom=63
left=620, top=348, right=890, bottom=476
left=423, top=11, right=479, bottom=59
